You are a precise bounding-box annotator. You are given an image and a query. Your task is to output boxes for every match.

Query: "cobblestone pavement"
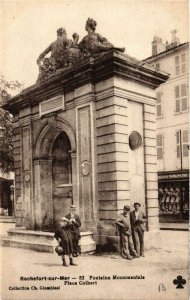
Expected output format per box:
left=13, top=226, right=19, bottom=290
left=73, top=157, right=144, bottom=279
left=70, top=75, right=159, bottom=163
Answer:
left=0, top=240, right=188, bottom=300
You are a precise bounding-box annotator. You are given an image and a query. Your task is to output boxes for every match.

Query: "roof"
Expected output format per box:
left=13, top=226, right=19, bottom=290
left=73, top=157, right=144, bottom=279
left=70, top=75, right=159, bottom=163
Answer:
left=143, top=42, right=189, bottom=62
left=2, top=50, right=169, bottom=114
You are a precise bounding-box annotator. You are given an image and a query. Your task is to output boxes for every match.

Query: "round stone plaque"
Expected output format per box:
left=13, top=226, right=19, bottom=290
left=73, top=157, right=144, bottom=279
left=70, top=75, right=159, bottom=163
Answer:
left=81, top=161, right=90, bottom=176
left=129, top=131, right=142, bottom=150
left=24, top=171, right=31, bottom=183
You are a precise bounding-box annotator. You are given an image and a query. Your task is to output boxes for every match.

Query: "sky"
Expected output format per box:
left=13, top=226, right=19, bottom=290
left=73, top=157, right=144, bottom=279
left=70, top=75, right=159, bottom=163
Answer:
left=0, top=0, right=188, bottom=89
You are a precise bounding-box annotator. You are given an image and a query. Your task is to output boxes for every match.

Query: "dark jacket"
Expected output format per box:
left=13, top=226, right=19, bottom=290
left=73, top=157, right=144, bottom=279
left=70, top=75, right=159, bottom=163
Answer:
left=130, top=210, right=146, bottom=232
left=54, top=225, right=73, bottom=255
left=115, top=213, right=132, bottom=236
left=65, top=213, right=81, bottom=237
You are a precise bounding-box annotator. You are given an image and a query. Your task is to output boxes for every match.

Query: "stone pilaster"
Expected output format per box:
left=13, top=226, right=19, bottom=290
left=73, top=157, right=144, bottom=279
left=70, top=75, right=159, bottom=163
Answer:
left=96, top=84, right=129, bottom=241
left=33, top=159, right=53, bottom=231
left=143, top=103, right=159, bottom=231
left=12, top=122, right=23, bottom=226
left=77, top=104, right=94, bottom=230
left=70, top=150, right=78, bottom=209
left=21, top=122, right=35, bottom=229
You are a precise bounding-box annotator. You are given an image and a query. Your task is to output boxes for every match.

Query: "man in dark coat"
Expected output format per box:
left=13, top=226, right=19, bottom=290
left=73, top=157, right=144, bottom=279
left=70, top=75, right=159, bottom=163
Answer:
left=65, top=205, right=81, bottom=257
left=54, top=217, right=77, bottom=267
left=130, top=202, right=146, bottom=257
left=115, top=205, right=140, bottom=260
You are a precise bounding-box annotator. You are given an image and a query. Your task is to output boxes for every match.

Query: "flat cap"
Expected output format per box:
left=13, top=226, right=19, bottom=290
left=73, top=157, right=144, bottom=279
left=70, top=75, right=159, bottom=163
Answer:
left=70, top=205, right=76, bottom=209
left=60, top=217, right=69, bottom=222
left=124, top=205, right=130, bottom=210
left=134, top=202, right=141, bottom=207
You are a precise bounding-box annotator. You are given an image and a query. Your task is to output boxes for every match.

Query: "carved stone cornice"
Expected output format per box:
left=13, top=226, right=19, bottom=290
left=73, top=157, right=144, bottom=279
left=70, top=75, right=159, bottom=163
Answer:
left=3, top=51, right=169, bottom=115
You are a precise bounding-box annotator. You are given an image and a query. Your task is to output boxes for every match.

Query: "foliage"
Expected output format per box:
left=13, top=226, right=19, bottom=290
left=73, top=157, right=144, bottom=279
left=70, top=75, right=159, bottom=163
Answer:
left=0, top=75, right=22, bottom=173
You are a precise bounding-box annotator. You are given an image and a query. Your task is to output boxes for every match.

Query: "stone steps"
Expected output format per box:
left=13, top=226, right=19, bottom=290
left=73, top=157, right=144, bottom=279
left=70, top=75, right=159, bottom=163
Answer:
left=0, top=216, right=15, bottom=223
left=2, top=237, right=55, bottom=252
left=1, top=228, right=96, bottom=253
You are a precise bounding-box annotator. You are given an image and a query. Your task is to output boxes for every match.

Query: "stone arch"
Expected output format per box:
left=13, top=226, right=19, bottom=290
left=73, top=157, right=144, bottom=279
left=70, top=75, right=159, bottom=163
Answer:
left=34, top=117, right=76, bottom=159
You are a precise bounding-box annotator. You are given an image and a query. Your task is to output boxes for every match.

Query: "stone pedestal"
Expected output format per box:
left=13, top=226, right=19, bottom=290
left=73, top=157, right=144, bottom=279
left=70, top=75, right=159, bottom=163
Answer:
left=79, top=231, right=96, bottom=253
left=3, top=51, right=168, bottom=252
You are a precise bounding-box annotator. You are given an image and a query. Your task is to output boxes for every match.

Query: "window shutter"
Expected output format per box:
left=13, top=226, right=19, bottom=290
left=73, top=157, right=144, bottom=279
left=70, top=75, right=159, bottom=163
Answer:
left=157, top=148, right=163, bottom=160
left=157, top=105, right=161, bottom=117
left=182, top=130, right=188, bottom=143
left=177, top=145, right=180, bottom=158
left=182, top=98, right=187, bottom=111
left=176, top=130, right=180, bottom=158
left=176, top=131, right=180, bottom=144
left=175, top=86, right=180, bottom=98
left=181, top=53, right=186, bottom=63
left=175, top=56, right=179, bottom=65
left=157, top=135, right=162, bottom=146
left=156, top=92, right=161, bottom=103
left=176, top=99, right=180, bottom=112
left=181, top=84, right=187, bottom=97
left=181, top=64, right=186, bottom=73
left=183, top=144, right=188, bottom=157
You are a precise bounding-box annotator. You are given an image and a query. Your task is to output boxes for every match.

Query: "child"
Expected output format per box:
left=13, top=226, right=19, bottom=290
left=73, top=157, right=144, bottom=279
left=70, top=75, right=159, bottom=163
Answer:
left=54, top=217, right=77, bottom=267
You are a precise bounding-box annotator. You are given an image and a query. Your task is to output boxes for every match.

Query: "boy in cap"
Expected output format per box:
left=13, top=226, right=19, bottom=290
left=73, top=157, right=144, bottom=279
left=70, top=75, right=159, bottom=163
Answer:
left=54, top=217, right=77, bottom=267
left=115, top=205, right=140, bottom=260
left=65, top=205, right=81, bottom=257
left=130, top=202, right=146, bottom=257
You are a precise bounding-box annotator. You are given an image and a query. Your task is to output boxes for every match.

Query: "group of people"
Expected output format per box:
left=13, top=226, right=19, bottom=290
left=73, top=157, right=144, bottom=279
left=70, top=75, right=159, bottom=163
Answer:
left=115, top=203, right=145, bottom=260
left=54, top=205, right=81, bottom=267
left=54, top=202, right=145, bottom=267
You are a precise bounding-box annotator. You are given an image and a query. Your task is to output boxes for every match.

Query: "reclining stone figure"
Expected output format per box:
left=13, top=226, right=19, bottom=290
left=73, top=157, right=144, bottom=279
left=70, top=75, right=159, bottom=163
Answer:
left=79, top=18, right=125, bottom=56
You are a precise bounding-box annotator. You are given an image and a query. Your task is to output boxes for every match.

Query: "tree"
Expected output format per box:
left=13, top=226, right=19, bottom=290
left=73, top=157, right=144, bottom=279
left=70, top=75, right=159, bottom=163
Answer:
left=0, top=75, right=22, bottom=173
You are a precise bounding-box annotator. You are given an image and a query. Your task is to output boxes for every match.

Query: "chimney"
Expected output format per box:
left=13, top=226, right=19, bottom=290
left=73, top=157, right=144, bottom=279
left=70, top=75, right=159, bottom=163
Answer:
left=152, top=36, right=166, bottom=56
left=166, top=30, right=181, bottom=50
left=170, top=29, right=180, bottom=45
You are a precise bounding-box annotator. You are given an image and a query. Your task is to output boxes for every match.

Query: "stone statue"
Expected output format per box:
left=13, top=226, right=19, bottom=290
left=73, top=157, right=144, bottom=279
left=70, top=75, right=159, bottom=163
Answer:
left=37, top=57, right=56, bottom=82
left=66, top=33, right=82, bottom=67
left=79, top=18, right=125, bottom=56
left=36, top=20, right=125, bottom=82
left=37, top=28, right=70, bottom=72
left=36, top=29, right=82, bottom=81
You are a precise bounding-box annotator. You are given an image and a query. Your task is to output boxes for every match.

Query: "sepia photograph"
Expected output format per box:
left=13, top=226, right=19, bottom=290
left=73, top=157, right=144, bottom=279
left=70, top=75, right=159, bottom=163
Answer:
left=0, top=0, right=189, bottom=299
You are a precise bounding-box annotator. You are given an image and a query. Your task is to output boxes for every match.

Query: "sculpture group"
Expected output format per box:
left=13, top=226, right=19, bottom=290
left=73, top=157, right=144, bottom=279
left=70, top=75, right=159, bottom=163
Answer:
left=37, top=18, right=125, bottom=82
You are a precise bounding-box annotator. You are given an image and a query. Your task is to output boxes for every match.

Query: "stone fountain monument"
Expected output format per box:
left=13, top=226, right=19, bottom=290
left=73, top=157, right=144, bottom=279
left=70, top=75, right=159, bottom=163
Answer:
left=2, top=18, right=168, bottom=252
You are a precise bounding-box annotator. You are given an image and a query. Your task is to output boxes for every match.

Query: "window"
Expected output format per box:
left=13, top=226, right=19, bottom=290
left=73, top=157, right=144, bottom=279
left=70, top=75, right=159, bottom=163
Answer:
left=175, top=84, right=188, bottom=113
left=156, top=92, right=162, bottom=117
left=175, top=53, right=187, bottom=75
left=181, top=53, right=186, bottom=73
left=175, top=56, right=180, bottom=75
left=157, top=134, right=163, bottom=160
left=176, top=131, right=180, bottom=158
left=176, top=130, right=189, bottom=158
left=182, top=130, right=189, bottom=157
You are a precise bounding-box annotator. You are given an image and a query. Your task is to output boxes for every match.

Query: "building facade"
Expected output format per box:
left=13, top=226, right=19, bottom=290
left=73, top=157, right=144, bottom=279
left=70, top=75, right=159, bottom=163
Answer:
left=145, top=32, right=189, bottom=224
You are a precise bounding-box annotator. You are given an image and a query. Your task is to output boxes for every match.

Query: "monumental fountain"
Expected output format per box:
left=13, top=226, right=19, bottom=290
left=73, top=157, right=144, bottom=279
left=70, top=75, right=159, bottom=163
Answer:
left=2, top=18, right=168, bottom=252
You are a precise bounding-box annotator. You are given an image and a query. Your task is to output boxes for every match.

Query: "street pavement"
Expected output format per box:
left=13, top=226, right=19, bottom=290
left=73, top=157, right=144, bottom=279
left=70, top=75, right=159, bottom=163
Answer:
left=0, top=231, right=189, bottom=300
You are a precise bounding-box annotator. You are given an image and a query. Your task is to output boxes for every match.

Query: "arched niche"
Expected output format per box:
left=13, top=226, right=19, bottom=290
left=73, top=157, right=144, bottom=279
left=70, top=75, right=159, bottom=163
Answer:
left=34, top=117, right=76, bottom=159
left=33, top=118, right=77, bottom=231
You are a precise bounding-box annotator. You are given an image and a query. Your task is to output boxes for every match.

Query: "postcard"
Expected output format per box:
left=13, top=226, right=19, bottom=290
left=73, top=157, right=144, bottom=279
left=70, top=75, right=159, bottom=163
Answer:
left=0, top=1, right=189, bottom=300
